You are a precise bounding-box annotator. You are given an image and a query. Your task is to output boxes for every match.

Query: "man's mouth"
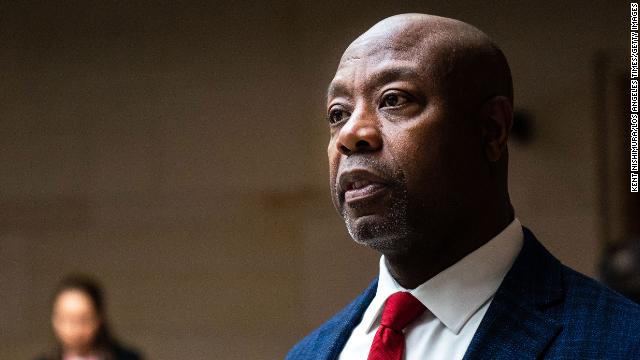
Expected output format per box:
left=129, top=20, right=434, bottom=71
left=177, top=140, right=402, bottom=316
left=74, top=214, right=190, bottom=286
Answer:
left=339, top=169, right=391, bottom=204
left=345, top=181, right=388, bottom=202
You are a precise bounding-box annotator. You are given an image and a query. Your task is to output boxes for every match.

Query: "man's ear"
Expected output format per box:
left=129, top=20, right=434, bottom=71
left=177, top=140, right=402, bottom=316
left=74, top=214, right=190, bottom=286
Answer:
left=481, top=96, right=513, bottom=162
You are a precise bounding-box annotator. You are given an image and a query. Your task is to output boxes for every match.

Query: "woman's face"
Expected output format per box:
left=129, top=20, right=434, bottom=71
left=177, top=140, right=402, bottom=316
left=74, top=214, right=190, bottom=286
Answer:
left=51, top=290, right=100, bottom=354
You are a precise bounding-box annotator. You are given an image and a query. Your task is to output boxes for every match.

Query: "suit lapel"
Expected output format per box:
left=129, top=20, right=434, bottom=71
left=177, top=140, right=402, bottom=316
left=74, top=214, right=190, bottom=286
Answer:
left=463, top=228, right=564, bottom=360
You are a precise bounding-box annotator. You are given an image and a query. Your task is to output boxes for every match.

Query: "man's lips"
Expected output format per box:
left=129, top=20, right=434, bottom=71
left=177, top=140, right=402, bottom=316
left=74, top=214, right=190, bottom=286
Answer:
left=344, top=182, right=388, bottom=202
left=338, top=169, right=390, bottom=203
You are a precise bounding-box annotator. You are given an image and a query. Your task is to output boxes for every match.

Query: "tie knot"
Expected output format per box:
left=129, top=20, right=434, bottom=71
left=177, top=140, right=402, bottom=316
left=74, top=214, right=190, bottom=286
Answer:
left=380, top=292, right=426, bottom=331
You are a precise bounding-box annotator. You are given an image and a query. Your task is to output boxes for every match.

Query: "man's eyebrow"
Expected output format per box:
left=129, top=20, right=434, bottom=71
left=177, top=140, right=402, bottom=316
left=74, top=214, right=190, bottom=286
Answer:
left=369, top=66, right=421, bottom=86
left=327, top=82, right=350, bottom=100
left=327, top=66, right=421, bottom=100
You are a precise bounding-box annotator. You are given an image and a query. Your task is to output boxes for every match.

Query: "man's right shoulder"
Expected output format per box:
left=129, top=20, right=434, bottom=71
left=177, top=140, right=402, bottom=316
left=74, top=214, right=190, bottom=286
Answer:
left=285, top=279, right=378, bottom=360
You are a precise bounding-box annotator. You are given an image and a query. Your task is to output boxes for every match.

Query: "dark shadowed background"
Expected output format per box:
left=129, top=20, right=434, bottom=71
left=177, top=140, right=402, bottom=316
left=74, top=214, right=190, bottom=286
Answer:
left=0, top=1, right=634, bottom=359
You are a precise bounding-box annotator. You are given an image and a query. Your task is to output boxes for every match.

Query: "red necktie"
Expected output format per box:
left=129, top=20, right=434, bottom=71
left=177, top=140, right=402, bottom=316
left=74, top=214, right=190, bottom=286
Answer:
left=367, top=291, right=426, bottom=360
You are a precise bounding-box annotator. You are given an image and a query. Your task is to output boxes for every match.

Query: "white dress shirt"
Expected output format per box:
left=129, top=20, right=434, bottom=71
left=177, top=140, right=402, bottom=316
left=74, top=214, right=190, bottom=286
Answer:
left=338, top=219, right=524, bottom=360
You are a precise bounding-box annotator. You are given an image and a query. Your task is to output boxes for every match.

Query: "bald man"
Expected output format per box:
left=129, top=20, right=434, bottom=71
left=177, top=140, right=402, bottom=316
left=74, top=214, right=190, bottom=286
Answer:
left=286, top=14, right=640, bottom=360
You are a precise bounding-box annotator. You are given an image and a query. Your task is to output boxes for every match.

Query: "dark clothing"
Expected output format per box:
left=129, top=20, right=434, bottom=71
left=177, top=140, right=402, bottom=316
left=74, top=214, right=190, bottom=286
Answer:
left=287, top=228, right=640, bottom=359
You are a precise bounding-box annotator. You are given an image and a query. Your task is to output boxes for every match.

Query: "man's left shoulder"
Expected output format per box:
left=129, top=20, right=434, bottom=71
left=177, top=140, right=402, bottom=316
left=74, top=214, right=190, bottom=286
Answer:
left=520, top=227, right=640, bottom=333
left=561, top=264, right=640, bottom=322
left=557, top=264, right=640, bottom=350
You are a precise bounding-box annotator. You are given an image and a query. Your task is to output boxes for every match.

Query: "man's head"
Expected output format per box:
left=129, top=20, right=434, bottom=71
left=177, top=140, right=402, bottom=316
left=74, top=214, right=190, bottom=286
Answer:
left=327, top=14, right=514, bottom=258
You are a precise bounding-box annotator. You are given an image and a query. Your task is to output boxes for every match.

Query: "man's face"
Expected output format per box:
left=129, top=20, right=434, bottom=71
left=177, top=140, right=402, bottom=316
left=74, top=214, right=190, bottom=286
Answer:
left=327, top=33, right=480, bottom=254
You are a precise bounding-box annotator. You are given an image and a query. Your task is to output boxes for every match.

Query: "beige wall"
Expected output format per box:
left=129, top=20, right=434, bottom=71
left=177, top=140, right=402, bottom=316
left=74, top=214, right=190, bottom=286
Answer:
left=0, top=1, right=630, bottom=359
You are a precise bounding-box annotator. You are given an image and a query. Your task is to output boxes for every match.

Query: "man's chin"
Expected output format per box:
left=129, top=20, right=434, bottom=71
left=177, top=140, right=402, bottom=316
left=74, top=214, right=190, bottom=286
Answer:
left=345, top=214, right=410, bottom=253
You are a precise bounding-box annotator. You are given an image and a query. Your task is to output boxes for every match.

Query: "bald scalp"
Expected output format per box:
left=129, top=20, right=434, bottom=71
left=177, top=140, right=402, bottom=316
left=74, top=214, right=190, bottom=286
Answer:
left=341, top=13, right=513, bottom=108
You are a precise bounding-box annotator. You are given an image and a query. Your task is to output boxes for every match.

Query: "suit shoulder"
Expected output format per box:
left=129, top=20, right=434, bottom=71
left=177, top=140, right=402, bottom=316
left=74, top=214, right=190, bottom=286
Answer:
left=559, top=264, right=640, bottom=352
left=286, top=305, right=352, bottom=359
left=286, top=280, right=377, bottom=360
left=562, top=265, right=640, bottom=318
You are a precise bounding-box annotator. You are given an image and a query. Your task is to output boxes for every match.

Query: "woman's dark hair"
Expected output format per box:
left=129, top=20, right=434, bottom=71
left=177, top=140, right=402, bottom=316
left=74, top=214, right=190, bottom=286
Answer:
left=48, top=274, right=119, bottom=360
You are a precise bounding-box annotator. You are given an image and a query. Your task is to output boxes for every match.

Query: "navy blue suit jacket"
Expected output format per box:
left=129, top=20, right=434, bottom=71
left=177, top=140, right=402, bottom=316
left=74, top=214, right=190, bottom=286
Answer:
left=287, top=229, right=640, bottom=359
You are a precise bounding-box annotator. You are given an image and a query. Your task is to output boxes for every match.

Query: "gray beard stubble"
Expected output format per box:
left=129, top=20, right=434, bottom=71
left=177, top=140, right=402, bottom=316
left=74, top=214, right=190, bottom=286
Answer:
left=342, top=179, right=411, bottom=252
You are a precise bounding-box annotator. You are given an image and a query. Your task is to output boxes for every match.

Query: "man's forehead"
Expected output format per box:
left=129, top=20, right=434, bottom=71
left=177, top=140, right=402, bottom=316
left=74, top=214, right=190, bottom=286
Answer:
left=328, top=35, right=446, bottom=96
left=339, top=35, right=426, bottom=65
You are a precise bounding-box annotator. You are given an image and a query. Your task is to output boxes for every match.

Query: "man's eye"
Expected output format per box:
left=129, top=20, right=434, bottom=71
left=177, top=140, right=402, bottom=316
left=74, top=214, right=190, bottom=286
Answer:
left=380, top=93, right=409, bottom=108
left=328, top=108, right=350, bottom=124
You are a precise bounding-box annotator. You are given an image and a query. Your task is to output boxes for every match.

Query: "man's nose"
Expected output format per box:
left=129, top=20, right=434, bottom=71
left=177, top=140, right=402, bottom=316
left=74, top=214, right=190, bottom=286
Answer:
left=335, top=108, right=382, bottom=155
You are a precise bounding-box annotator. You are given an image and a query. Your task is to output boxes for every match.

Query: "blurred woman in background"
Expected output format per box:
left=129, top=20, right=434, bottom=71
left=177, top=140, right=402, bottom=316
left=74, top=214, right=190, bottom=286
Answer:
left=36, top=275, right=142, bottom=360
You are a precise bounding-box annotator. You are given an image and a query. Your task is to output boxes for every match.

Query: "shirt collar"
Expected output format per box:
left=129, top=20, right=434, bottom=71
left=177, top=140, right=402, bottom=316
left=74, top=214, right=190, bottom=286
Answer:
left=361, top=218, right=524, bottom=335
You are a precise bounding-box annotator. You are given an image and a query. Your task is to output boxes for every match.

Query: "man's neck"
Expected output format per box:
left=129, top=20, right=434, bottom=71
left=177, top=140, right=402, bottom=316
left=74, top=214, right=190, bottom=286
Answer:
left=383, top=208, right=515, bottom=289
